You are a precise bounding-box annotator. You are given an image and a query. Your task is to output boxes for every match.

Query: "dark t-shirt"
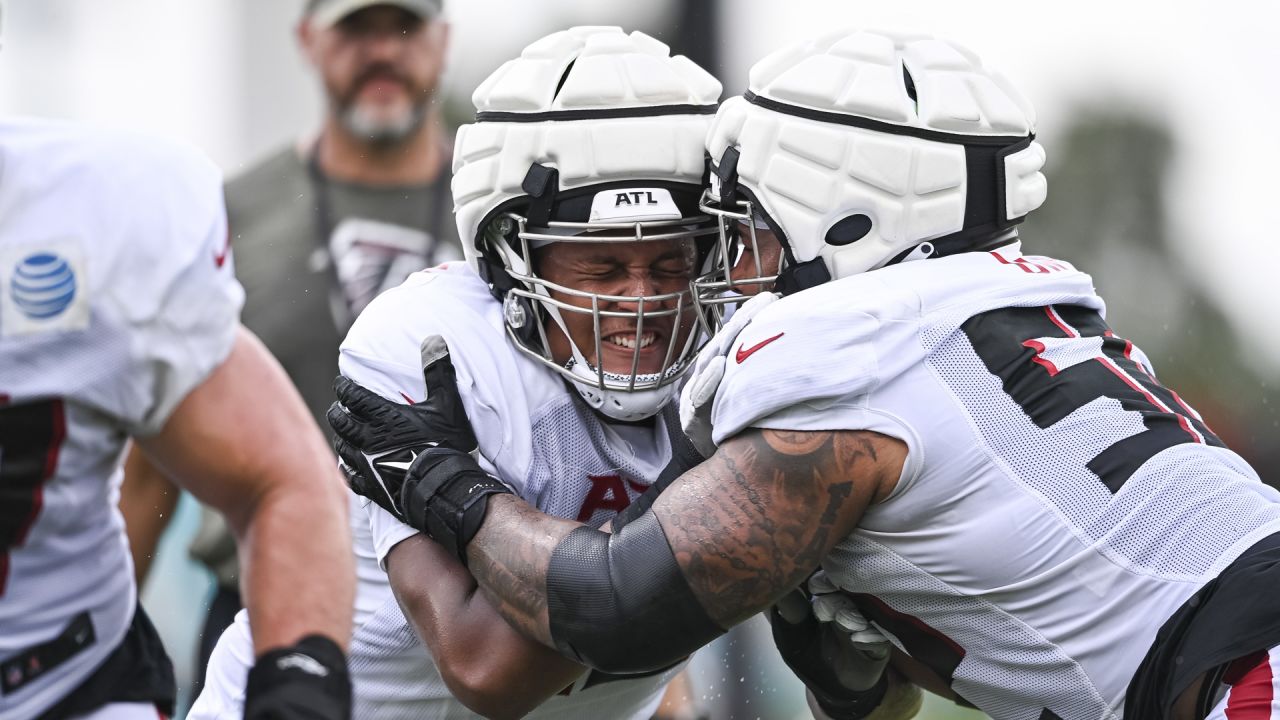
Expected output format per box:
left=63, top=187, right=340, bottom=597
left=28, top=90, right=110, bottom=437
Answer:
left=229, top=144, right=460, bottom=428
left=190, top=144, right=460, bottom=582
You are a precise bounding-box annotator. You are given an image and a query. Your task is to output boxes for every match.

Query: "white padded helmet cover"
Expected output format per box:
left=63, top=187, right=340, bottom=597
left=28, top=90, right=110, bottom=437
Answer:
left=707, top=29, right=1048, bottom=280
left=453, top=26, right=722, bottom=264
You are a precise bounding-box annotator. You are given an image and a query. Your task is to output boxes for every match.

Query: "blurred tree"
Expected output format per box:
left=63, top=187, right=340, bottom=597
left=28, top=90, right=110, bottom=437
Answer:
left=669, top=0, right=722, bottom=81
left=1024, top=113, right=1279, bottom=483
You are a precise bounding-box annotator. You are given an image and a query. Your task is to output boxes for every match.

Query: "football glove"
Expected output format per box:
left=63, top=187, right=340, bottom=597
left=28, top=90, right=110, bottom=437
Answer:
left=244, top=635, right=351, bottom=720
left=679, top=291, right=778, bottom=456
left=329, top=335, right=511, bottom=565
left=808, top=571, right=894, bottom=671
left=328, top=334, right=477, bottom=520
left=770, top=571, right=892, bottom=720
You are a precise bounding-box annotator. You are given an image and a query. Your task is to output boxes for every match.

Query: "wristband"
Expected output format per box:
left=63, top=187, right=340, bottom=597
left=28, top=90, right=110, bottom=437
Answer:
left=812, top=670, right=889, bottom=720
left=244, top=634, right=351, bottom=720
left=401, top=448, right=512, bottom=566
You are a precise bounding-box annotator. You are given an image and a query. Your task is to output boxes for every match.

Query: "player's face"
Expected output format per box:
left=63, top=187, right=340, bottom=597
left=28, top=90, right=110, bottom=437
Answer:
left=731, top=220, right=784, bottom=295
left=300, top=6, right=448, bottom=145
left=536, top=239, right=699, bottom=377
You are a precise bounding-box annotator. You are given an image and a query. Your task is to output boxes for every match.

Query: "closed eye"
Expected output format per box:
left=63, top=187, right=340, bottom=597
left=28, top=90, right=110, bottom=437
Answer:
left=573, top=263, right=624, bottom=280
left=655, top=260, right=693, bottom=278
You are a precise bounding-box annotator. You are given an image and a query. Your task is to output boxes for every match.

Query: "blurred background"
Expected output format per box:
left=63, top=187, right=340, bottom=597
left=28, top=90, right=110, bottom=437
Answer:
left=4, top=0, right=1279, bottom=717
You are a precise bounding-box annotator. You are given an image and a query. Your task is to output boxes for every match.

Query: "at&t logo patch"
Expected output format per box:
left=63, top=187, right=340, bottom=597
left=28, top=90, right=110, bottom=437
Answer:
left=1, top=240, right=90, bottom=338
left=12, top=252, right=77, bottom=319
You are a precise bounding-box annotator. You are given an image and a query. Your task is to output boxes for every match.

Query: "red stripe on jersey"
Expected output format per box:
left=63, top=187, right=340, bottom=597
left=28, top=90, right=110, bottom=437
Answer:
left=990, top=250, right=1050, bottom=273
left=858, top=594, right=966, bottom=659
left=1169, top=389, right=1211, bottom=427
left=1225, top=651, right=1274, bottom=720
left=1022, top=340, right=1060, bottom=376
left=42, top=399, right=65, bottom=483
left=1107, top=328, right=1202, bottom=429
left=1123, top=341, right=1150, bottom=378
left=1106, top=329, right=1157, bottom=380
left=1043, top=306, right=1078, bottom=338
left=1225, top=651, right=1270, bottom=685
left=214, top=227, right=231, bottom=268
left=1103, top=330, right=1126, bottom=355
left=1097, top=357, right=1203, bottom=444
left=1105, top=329, right=1217, bottom=435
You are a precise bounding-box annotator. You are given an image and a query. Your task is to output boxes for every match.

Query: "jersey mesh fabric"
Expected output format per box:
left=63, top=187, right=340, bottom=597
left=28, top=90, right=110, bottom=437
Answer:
left=703, top=245, right=1280, bottom=718
left=348, top=596, right=458, bottom=718
left=827, top=536, right=1109, bottom=720
left=923, top=305, right=1280, bottom=580
left=526, top=399, right=678, bottom=527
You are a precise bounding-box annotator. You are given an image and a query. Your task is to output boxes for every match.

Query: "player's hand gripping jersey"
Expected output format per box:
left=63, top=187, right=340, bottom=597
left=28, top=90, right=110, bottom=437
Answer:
left=194, top=262, right=699, bottom=720
left=706, top=243, right=1280, bottom=719
left=0, top=119, right=242, bottom=717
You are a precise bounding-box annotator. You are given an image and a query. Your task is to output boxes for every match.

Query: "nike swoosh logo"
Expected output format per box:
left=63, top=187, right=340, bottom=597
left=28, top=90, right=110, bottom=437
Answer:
left=735, top=332, right=784, bottom=364
left=375, top=443, right=440, bottom=473
left=213, top=230, right=231, bottom=268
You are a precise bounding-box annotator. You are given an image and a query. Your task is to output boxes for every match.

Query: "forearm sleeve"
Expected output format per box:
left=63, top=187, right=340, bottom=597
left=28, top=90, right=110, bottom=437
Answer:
left=546, top=511, right=726, bottom=673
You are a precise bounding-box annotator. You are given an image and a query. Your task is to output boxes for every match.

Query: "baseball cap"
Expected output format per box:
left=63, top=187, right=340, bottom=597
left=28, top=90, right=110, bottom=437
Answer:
left=305, top=0, right=442, bottom=27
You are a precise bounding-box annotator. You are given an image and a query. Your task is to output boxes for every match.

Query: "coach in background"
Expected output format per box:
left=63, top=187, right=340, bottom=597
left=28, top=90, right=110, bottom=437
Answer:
left=120, top=0, right=458, bottom=701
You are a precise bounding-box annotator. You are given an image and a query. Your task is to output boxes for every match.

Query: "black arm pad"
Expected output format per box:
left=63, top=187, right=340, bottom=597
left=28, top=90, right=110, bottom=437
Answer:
left=546, top=511, right=726, bottom=674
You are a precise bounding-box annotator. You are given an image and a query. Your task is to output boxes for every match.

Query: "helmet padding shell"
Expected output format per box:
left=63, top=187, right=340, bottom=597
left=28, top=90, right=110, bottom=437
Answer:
left=704, top=29, right=1048, bottom=291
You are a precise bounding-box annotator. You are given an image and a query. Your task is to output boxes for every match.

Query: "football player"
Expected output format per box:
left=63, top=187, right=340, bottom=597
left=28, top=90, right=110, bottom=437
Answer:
left=191, top=27, right=718, bottom=719
left=0, top=119, right=354, bottom=719
left=334, top=29, right=1280, bottom=720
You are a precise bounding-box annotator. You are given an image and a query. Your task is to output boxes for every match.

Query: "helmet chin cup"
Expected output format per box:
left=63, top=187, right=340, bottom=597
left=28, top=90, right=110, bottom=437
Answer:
left=566, top=357, right=682, bottom=422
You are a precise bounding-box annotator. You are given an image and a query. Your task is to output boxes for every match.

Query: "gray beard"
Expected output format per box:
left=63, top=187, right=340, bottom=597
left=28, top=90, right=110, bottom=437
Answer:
left=338, top=101, right=428, bottom=147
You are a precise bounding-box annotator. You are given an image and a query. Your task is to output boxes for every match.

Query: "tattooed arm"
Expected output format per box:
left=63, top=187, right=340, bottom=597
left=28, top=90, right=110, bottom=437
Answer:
left=464, top=426, right=906, bottom=651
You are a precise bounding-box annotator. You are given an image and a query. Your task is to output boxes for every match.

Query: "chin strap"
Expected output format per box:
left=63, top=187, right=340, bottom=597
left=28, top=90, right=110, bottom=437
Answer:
left=522, top=163, right=560, bottom=227
left=775, top=257, right=833, bottom=296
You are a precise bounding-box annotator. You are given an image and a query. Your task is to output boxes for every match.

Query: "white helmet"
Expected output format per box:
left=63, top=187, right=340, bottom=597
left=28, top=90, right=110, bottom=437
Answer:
left=452, top=26, right=721, bottom=421
left=696, top=29, right=1048, bottom=315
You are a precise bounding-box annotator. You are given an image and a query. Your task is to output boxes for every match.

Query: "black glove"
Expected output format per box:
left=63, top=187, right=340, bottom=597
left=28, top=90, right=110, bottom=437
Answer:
left=770, top=576, right=889, bottom=720
left=244, top=635, right=351, bottom=720
left=328, top=335, right=510, bottom=565
left=328, top=334, right=478, bottom=521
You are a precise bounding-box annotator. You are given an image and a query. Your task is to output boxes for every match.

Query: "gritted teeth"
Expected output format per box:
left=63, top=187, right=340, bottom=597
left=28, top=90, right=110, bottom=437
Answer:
left=606, top=333, right=656, bottom=350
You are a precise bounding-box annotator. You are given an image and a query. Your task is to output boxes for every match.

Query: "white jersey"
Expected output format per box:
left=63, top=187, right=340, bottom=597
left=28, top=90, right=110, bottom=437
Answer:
left=0, top=118, right=242, bottom=717
left=192, top=262, right=689, bottom=720
left=708, top=243, right=1280, bottom=720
